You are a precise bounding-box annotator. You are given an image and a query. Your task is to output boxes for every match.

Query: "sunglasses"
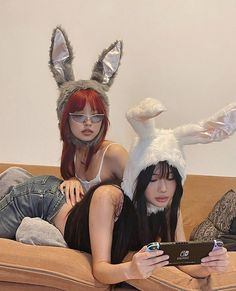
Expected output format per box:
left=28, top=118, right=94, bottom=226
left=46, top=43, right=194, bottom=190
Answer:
left=69, top=113, right=104, bottom=123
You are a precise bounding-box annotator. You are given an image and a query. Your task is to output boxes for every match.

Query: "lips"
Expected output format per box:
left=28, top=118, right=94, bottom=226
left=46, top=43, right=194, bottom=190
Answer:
left=155, top=197, right=169, bottom=203
left=82, top=129, right=93, bottom=135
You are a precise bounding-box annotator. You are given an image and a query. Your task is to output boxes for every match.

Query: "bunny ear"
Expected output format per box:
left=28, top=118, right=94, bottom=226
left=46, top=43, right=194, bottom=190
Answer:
left=174, top=103, right=236, bottom=145
left=91, top=40, right=123, bottom=90
left=49, top=26, right=75, bottom=87
left=126, top=98, right=166, bottom=138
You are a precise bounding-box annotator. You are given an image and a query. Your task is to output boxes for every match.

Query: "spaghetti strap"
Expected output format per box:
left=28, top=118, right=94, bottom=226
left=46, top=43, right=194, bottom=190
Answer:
left=74, top=143, right=117, bottom=193
left=97, top=143, right=117, bottom=176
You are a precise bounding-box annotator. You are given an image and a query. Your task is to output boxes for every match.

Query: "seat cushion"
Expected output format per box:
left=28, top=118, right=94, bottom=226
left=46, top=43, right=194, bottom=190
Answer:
left=0, top=238, right=109, bottom=291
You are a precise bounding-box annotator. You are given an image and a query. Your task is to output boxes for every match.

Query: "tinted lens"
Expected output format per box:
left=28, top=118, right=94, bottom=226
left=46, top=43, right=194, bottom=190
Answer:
left=69, top=113, right=104, bottom=123
left=70, top=114, right=86, bottom=123
left=90, top=114, right=104, bottom=123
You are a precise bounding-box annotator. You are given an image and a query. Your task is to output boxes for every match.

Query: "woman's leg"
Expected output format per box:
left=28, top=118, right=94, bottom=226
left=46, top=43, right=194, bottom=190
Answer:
left=0, top=175, right=65, bottom=239
left=0, top=167, right=33, bottom=198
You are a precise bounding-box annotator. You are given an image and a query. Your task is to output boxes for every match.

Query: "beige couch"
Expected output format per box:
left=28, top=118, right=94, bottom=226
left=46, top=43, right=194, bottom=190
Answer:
left=0, top=163, right=236, bottom=291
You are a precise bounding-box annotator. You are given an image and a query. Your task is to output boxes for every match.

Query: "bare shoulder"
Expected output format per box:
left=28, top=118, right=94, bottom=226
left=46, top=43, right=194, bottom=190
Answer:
left=92, top=184, right=123, bottom=205
left=102, top=142, right=128, bottom=179
left=105, top=143, right=128, bottom=160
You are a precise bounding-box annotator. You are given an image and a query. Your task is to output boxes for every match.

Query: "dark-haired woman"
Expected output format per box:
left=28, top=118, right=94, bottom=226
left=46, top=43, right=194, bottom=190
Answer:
left=128, top=161, right=228, bottom=278
left=120, top=96, right=235, bottom=279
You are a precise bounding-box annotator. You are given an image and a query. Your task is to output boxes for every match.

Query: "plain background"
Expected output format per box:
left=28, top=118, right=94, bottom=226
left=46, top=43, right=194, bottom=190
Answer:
left=0, top=0, right=235, bottom=176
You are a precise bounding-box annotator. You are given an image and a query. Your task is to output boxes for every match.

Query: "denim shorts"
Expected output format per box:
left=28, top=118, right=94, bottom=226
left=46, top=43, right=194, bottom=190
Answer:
left=0, top=175, right=66, bottom=239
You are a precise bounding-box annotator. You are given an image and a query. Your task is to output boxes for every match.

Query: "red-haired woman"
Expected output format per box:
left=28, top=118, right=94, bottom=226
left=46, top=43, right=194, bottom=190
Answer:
left=48, top=28, right=127, bottom=205
left=59, top=89, right=127, bottom=205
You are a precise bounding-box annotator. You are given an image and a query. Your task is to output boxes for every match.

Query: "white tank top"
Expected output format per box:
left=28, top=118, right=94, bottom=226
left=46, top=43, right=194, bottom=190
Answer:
left=75, top=143, right=116, bottom=193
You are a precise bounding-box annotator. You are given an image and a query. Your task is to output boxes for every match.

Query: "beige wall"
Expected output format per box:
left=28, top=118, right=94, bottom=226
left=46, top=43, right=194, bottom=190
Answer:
left=0, top=0, right=235, bottom=176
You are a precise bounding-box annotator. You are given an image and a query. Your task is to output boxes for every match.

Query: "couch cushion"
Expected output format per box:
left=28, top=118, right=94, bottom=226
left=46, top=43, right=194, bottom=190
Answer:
left=127, top=266, right=209, bottom=290
left=181, top=175, right=236, bottom=239
left=0, top=238, right=109, bottom=291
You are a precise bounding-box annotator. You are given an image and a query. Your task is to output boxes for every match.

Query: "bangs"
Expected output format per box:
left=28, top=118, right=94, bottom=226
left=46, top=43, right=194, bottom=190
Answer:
left=60, top=88, right=110, bottom=159
left=67, top=89, right=108, bottom=115
left=154, top=161, right=174, bottom=179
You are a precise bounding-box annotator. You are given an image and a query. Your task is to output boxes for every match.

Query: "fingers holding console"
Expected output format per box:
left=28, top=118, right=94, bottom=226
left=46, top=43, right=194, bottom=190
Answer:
left=201, top=247, right=229, bottom=272
left=128, top=242, right=228, bottom=280
left=128, top=246, right=169, bottom=280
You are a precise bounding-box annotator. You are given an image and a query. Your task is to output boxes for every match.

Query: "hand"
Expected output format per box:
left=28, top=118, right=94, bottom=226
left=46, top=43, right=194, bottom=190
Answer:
left=201, top=247, right=229, bottom=272
left=60, top=178, right=84, bottom=206
left=128, top=246, right=169, bottom=280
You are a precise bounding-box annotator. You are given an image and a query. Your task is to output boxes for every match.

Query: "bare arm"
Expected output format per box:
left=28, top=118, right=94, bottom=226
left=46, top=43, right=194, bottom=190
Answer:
left=107, top=144, right=128, bottom=180
left=175, top=210, right=229, bottom=278
left=89, top=185, right=169, bottom=284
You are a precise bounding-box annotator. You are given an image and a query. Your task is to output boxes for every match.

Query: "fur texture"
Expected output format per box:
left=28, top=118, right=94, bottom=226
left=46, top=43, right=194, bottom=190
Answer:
left=122, top=98, right=236, bottom=214
left=91, top=40, right=123, bottom=89
left=49, top=26, right=123, bottom=123
left=49, top=26, right=74, bottom=87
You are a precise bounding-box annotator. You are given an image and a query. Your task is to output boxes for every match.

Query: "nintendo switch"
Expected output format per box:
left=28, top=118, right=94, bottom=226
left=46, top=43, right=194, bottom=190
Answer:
left=146, top=240, right=224, bottom=266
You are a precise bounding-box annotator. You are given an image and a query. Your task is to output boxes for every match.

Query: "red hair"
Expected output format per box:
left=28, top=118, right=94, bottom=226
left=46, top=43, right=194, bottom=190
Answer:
left=60, top=89, right=109, bottom=179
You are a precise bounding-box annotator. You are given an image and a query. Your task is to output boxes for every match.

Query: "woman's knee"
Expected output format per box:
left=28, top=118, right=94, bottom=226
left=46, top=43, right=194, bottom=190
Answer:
left=0, top=167, right=33, bottom=198
left=1, top=167, right=33, bottom=181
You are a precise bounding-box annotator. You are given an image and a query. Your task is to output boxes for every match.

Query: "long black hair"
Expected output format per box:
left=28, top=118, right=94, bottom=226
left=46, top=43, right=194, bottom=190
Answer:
left=64, top=180, right=140, bottom=264
left=132, top=161, right=183, bottom=245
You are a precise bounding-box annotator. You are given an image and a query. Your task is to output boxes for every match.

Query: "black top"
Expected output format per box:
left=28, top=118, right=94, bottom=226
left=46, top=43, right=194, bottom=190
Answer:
left=64, top=183, right=140, bottom=264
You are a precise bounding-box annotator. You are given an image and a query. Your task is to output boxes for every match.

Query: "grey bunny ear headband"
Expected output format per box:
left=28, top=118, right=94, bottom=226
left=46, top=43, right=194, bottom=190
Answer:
left=49, top=26, right=123, bottom=121
left=121, top=98, right=236, bottom=214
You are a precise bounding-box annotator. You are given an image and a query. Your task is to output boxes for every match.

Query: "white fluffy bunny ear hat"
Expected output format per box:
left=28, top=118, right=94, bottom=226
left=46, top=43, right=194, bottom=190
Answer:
left=49, top=26, right=123, bottom=122
left=122, top=98, right=236, bottom=213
